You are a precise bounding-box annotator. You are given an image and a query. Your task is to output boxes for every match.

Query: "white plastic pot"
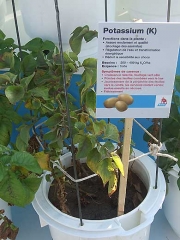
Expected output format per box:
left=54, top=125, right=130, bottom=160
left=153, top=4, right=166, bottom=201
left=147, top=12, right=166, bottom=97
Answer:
left=127, top=0, right=180, bottom=22
left=163, top=164, right=180, bottom=237
left=33, top=149, right=166, bottom=240
left=0, top=0, right=6, bottom=28
left=19, top=0, right=116, bottom=60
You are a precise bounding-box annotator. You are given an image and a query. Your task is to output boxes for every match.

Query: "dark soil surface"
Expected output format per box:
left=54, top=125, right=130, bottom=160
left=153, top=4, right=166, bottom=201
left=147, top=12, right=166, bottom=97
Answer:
left=48, top=164, right=147, bottom=220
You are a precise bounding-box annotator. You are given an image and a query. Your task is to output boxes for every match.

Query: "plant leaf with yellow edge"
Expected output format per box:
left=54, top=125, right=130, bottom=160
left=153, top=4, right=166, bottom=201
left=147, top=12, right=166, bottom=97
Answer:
left=34, top=152, right=51, bottom=171
left=110, top=152, right=124, bottom=176
left=97, top=158, right=114, bottom=186
left=108, top=173, right=118, bottom=196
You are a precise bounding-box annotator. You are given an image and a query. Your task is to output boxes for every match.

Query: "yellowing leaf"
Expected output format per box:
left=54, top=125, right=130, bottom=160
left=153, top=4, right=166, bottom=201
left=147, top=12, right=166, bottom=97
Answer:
left=25, top=99, right=33, bottom=110
left=108, top=173, right=118, bottom=197
left=79, top=112, right=89, bottom=123
left=34, top=152, right=51, bottom=171
left=111, top=152, right=124, bottom=176
left=15, top=166, right=29, bottom=177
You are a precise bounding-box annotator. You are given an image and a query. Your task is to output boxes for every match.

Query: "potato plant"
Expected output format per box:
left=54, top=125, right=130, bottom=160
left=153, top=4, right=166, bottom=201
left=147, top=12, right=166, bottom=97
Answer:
left=0, top=24, right=124, bottom=215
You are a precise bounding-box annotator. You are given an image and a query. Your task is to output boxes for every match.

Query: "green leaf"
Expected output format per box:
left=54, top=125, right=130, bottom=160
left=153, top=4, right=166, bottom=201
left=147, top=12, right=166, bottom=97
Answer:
left=31, top=98, right=41, bottom=109
left=0, top=155, right=12, bottom=165
left=73, top=134, right=84, bottom=144
left=103, top=123, right=120, bottom=142
left=86, top=148, right=101, bottom=173
left=170, top=103, right=179, bottom=119
left=82, top=58, right=97, bottom=69
left=103, top=141, right=115, bottom=152
left=69, top=52, right=78, bottom=61
left=84, top=30, right=98, bottom=42
left=0, top=171, right=27, bottom=206
left=161, top=117, right=180, bottom=141
left=0, top=74, right=10, bottom=86
left=0, top=120, right=12, bottom=146
left=24, top=38, right=43, bottom=52
left=87, top=108, right=96, bottom=118
left=22, top=175, right=42, bottom=194
left=2, top=51, right=14, bottom=68
left=65, top=63, right=77, bottom=74
left=29, top=86, right=49, bottom=100
left=74, top=122, right=86, bottom=131
left=0, top=144, right=11, bottom=153
left=175, top=75, right=180, bottom=92
left=19, top=125, right=31, bottom=145
left=76, top=136, right=93, bottom=158
left=108, top=173, right=117, bottom=196
left=42, top=40, right=55, bottom=51
left=45, top=113, right=61, bottom=127
left=16, top=135, right=28, bottom=151
left=99, top=145, right=109, bottom=160
left=93, top=120, right=106, bottom=136
left=80, top=69, right=95, bottom=104
left=0, top=171, right=41, bottom=206
left=85, top=89, right=96, bottom=111
left=11, top=152, right=42, bottom=174
left=5, top=72, right=17, bottom=83
left=0, top=161, right=7, bottom=181
left=174, top=95, right=180, bottom=107
left=21, top=54, right=37, bottom=76
left=4, top=38, right=14, bottom=47
left=5, top=85, right=25, bottom=104
left=43, top=129, right=57, bottom=141
left=63, top=52, right=74, bottom=64
left=20, top=73, right=35, bottom=89
left=5, top=110, right=21, bottom=124
left=69, top=26, right=89, bottom=55
left=49, top=136, right=63, bottom=150
left=97, top=158, right=114, bottom=185
left=0, top=30, right=6, bottom=39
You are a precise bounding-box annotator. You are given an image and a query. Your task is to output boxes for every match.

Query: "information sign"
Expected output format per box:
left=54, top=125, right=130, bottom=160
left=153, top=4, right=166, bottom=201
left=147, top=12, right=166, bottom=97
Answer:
left=96, top=22, right=180, bottom=118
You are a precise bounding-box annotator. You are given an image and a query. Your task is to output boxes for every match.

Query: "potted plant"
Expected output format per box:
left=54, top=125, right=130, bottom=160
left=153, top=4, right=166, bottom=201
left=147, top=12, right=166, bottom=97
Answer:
left=0, top=26, right=166, bottom=240
left=143, top=75, right=180, bottom=237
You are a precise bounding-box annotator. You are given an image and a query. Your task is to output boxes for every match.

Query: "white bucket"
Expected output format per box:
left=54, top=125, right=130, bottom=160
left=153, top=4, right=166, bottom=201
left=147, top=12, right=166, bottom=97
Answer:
left=127, top=0, right=180, bottom=22
left=163, top=164, right=180, bottom=237
left=19, top=0, right=116, bottom=61
left=33, top=149, right=166, bottom=240
left=0, top=0, right=7, bottom=28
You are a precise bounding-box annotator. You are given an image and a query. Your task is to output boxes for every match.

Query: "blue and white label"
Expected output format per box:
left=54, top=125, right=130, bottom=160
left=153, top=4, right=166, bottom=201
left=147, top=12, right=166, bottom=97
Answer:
left=96, top=22, right=180, bottom=118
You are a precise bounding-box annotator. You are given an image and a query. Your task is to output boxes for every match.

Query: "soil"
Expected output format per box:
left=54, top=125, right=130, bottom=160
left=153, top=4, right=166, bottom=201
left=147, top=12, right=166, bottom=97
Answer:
left=48, top=163, right=147, bottom=220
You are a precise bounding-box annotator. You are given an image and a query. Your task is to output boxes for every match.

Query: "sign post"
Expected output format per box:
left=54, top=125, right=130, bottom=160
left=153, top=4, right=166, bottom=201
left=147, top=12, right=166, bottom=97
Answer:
left=117, top=118, right=133, bottom=216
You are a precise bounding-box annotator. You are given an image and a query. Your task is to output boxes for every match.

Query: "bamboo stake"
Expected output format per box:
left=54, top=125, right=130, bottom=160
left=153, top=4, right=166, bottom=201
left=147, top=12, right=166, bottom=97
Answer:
left=117, top=118, right=133, bottom=216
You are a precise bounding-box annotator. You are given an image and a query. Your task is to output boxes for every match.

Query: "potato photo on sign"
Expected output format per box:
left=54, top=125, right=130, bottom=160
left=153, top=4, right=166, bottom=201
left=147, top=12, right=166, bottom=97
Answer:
left=103, top=97, right=118, bottom=108
left=118, top=94, right=134, bottom=105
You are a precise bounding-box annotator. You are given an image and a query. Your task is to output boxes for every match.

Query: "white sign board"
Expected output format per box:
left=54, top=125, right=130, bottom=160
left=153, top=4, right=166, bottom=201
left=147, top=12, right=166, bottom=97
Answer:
left=96, top=22, right=180, bottom=118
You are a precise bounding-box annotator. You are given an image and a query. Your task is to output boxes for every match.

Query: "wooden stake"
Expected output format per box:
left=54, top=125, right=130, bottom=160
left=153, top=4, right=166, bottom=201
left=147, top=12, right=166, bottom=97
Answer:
left=117, top=118, right=133, bottom=216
